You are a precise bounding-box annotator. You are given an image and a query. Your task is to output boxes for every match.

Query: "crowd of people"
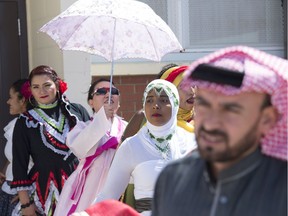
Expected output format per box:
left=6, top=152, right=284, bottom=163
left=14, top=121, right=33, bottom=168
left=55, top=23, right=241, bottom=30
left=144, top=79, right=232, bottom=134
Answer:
left=0, top=45, right=287, bottom=216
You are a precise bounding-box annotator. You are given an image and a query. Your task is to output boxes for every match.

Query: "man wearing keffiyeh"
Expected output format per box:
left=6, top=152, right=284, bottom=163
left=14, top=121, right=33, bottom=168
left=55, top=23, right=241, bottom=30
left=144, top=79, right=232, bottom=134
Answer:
left=152, top=46, right=287, bottom=216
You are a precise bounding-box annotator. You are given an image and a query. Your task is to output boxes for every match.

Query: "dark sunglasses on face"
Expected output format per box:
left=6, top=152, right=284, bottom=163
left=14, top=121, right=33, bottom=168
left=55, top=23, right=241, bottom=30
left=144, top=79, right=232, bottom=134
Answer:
left=93, top=87, right=120, bottom=96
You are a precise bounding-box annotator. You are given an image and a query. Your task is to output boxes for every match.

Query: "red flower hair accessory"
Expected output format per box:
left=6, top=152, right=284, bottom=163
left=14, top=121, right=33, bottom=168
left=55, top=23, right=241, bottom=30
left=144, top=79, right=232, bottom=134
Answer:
left=58, top=79, right=68, bottom=94
left=20, top=81, right=32, bottom=99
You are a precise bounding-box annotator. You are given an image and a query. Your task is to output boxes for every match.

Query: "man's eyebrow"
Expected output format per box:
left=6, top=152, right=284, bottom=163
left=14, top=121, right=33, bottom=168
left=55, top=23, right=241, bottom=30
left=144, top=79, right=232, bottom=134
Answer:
left=195, top=95, right=208, bottom=102
left=195, top=95, right=244, bottom=109
left=221, top=102, right=244, bottom=110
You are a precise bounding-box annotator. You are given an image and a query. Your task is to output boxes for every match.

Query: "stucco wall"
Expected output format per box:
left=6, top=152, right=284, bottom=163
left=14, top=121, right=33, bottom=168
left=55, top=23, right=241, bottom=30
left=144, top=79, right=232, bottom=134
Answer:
left=26, top=0, right=92, bottom=113
left=26, top=0, right=63, bottom=74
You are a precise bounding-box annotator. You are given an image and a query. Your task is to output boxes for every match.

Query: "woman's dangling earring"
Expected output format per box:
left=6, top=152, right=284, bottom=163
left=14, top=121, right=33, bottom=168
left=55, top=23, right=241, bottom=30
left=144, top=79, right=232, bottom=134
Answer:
left=56, top=91, right=61, bottom=100
left=28, top=95, right=37, bottom=107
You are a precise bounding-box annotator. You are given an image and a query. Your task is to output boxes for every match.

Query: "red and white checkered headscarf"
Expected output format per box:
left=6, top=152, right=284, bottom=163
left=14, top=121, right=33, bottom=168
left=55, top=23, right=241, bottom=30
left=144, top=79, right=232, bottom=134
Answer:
left=182, top=46, right=288, bottom=161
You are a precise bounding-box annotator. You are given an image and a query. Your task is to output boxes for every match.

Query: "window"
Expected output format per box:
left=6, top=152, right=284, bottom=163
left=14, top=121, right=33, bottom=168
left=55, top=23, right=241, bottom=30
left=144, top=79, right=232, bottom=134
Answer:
left=91, top=0, right=285, bottom=63
left=140, top=0, right=285, bottom=58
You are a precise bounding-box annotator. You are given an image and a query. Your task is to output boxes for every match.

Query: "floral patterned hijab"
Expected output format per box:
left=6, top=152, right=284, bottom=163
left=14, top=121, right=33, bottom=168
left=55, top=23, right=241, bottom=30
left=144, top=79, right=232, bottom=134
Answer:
left=142, top=79, right=179, bottom=138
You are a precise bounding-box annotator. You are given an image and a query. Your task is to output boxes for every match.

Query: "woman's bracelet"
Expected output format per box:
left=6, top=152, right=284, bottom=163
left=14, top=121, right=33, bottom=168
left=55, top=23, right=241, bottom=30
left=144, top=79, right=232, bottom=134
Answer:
left=20, top=199, right=34, bottom=209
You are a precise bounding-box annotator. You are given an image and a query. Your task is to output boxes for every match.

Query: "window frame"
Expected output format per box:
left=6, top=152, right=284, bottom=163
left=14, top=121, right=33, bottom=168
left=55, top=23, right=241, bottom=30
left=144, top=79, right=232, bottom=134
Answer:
left=91, top=0, right=286, bottom=64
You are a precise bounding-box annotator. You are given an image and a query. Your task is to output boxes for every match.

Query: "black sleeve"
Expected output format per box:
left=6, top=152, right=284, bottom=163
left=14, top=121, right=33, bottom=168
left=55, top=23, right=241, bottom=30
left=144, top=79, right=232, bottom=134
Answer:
left=69, top=103, right=91, bottom=122
left=11, top=117, right=33, bottom=188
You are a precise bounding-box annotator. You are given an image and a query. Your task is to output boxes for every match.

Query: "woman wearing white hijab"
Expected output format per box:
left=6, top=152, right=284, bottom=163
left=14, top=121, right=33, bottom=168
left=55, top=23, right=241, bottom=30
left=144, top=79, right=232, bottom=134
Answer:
left=73, top=79, right=196, bottom=216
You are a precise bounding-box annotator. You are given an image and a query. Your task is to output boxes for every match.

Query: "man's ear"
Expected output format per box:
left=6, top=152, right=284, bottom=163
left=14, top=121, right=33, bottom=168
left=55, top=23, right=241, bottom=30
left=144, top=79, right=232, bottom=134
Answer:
left=260, top=106, right=278, bottom=134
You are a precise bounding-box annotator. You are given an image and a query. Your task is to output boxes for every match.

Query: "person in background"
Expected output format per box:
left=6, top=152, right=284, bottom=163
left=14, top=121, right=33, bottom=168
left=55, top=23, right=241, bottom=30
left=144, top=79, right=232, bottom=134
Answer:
left=74, top=79, right=196, bottom=216
left=152, top=46, right=287, bottom=216
left=54, top=78, right=127, bottom=216
left=121, top=109, right=146, bottom=143
left=11, top=65, right=90, bottom=216
left=157, top=64, right=195, bottom=132
left=0, top=79, right=29, bottom=215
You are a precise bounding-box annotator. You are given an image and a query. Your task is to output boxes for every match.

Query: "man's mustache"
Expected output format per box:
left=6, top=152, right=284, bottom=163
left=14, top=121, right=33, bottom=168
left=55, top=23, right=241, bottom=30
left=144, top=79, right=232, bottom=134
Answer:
left=198, top=126, right=228, bottom=140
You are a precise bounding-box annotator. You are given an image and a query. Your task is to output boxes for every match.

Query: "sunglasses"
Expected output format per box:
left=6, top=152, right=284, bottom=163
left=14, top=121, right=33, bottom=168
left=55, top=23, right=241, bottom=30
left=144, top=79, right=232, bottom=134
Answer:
left=92, top=87, right=120, bottom=96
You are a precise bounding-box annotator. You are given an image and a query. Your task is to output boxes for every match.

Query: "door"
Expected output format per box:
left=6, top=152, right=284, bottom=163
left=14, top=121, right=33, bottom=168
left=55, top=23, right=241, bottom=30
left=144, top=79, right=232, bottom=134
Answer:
left=0, top=0, right=28, bottom=170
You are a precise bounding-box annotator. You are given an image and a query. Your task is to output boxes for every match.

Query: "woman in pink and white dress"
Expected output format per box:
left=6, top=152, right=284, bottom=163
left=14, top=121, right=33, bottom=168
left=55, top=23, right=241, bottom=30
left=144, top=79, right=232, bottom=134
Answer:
left=54, top=78, right=127, bottom=216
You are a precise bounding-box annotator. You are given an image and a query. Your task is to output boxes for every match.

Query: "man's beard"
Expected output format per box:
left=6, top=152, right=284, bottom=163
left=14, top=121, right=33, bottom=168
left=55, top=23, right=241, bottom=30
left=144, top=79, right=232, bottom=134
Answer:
left=196, top=117, right=261, bottom=162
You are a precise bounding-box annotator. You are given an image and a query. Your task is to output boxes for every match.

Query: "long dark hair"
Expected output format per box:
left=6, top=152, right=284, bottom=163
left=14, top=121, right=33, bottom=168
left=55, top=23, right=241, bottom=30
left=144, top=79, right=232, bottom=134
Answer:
left=29, top=65, right=61, bottom=92
left=87, top=78, right=116, bottom=113
left=10, top=79, right=28, bottom=100
left=87, top=78, right=115, bottom=101
left=28, top=65, right=78, bottom=127
left=157, top=63, right=179, bottom=79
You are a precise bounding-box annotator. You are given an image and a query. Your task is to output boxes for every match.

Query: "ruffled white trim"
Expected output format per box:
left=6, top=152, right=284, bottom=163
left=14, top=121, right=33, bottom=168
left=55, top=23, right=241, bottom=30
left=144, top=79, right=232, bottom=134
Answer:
left=12, top=181, right=60, bottom=216
left=4, top=118, right=17, bottom=140
left=27, top=109, right=69, bottom=142
left=21, top=109, right=71, bottom=158
left=3, top=118, right=18, bottom=180
left=1, top=181, right=17, bottom=194
left=15, top=185, right=34, bottom=191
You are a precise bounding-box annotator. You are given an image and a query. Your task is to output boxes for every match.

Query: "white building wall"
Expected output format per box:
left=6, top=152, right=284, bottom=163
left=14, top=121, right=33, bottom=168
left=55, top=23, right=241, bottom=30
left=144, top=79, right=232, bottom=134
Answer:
left=26, top=0, right=92, bottom=113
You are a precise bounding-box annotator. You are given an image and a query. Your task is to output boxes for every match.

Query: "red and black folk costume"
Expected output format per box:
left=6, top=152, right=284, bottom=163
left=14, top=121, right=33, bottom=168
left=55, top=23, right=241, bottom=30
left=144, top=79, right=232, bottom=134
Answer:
left=11, top=96, right=90, bottom=215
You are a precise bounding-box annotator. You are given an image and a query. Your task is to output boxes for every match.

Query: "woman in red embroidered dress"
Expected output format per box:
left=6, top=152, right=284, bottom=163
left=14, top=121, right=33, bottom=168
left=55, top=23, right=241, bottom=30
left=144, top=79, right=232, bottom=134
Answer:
left=10, top=66, right=90, bottom=216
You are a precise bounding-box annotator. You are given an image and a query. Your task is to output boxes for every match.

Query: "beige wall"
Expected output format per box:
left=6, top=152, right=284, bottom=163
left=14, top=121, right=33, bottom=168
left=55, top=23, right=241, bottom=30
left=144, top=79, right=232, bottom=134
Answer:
left=26, top=0, right=63, bottom=74
left=26, top=0, right=92, bottom=113
left=90, top=61, right=190, bottom=77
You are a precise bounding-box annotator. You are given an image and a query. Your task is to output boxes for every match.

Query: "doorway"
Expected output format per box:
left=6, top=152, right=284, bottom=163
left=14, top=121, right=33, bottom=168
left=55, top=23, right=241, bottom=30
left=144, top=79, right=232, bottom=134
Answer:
left=0, top=0, right=29, bottom=170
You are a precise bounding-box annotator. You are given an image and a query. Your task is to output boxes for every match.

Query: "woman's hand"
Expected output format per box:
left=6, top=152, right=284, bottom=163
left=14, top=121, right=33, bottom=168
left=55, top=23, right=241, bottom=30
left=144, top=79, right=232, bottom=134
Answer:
left=18, top=191, right=39, bottom=216
left=21, top=203, right=38, bottom=216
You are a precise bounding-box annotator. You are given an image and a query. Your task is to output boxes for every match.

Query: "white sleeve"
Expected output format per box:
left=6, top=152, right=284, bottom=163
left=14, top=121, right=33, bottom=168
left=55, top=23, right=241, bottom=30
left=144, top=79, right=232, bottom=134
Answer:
left=67, top=106, right=111, bottom=159
left=94, top=140, right=134, bottom=202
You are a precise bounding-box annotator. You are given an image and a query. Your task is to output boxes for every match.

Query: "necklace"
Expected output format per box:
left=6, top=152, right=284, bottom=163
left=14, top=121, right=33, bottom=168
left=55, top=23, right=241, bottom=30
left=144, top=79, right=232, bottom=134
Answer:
left=38, top=100, right=58, bottom=109
left=34, top=108, right=65, bottom=132
left=154, top=142, right=170, bottom=155
left=148, top=130, right=174, bottom=160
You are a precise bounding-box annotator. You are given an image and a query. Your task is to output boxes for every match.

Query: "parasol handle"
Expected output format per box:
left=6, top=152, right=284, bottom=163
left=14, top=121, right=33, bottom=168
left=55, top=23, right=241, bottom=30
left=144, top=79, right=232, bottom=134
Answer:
left=108, top=58, right=114, bottom=104
left=109, top=18, right=117, bottom=104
